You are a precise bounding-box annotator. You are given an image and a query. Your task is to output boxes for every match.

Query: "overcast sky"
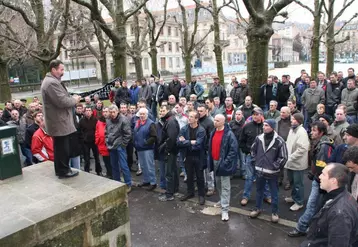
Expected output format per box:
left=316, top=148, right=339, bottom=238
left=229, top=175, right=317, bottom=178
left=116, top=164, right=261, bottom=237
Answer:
left=147, top=0, right=358, bottom=24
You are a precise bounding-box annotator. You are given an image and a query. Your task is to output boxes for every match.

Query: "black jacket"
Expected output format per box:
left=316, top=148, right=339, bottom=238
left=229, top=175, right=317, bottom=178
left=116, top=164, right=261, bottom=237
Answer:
left=229, top=118, right=245, bottom=147
left=300, top=190, right=358, bottom=247
left=155, top=84, right=169, bottom=104
left=239, top=121, right=263, bottom=154
left=159, top=111, right=180, bottom=154
left=168, top=80, right=181, bottom=100
left=259, top=84, right=276, bottom=108
left=326, top=82, right=344, bottom=107
left=0, top=119, right=6, bottom=127
left=342, top=75, right=356, bottom=88
left=115, top=86, right=131, bottom=106
left=79, top=116, right=98, bottom=143
left=25, top=123, right=40, bottom=149
left=1, top=108, right=12, bottom=122
left=208, top=84, right=226, bottom=105
left=199, top=115, right=214, bottom=151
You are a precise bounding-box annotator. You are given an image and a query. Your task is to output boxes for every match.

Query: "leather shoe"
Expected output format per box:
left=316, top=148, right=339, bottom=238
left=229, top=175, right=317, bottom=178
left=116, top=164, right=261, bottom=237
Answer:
left=199, top=196, right=205, bottom=205
left=58, top=170, right=79, bottom=179
left=180, top=194, right=195, bottom=201
left=288, top=229, right=306, bottom=237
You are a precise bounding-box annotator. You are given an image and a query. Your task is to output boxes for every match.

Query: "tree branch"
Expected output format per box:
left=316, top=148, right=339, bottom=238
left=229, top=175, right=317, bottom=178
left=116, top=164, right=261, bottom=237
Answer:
left=266, top=0, right=294, bottom=22
left=192, top=0, right=213, bottom=14
left=0, top=0, right=38, bottom=30
left=124, top=0, right=149, bottom=22
left=292, top=0, right=314, bottom=15
left=335, top=36, right=350, bottom=44
left=242, top=0, right=259, bottom=20
left=193, top=26, right=214, bottom=49
left=334, top=13, right=358, bottom=36
left=218, top=0, right=233, bottom=13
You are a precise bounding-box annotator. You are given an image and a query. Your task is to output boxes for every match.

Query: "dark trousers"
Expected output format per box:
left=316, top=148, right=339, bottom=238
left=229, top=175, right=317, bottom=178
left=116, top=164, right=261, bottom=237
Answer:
left=325, top=105, right=336, bottom=118
left=83, top=141, right=102, bottom=173
left=256, top=175, right=279, bottom=214
left=151, top=101, right=158, bottom=119
left=287, top=169, right=304, bottom=205
left=185, top=156, right=205, bottom=197
left=102, top=155, right=112, bottom=178
left=165, top=152, right=179, bottom=196
left=126, top=141, right=134, bottom=168
left=53, top=134, right=72, bottom=175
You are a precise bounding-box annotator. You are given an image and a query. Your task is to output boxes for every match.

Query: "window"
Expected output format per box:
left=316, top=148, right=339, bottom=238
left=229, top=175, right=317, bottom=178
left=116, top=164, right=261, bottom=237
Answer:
left=168, top=42, right=172, bottom=52
left=169, top=57, right=173, bottom=68
left=144, top=58, right=149, bottom=70
left=175, top=27, right=179, bottom=36
left=168, top=26, right=172, bottom=36
left=160, top=42, right=165, bottom=52
left=176, top=42, right=180, bottom=52
left=176, top=57, right=180, bottom=68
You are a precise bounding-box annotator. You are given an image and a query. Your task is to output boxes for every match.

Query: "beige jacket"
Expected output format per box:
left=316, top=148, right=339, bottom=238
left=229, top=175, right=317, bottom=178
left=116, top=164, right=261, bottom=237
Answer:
left=285, top=125, right=310, bottom=170
left=41, top=73, right=77, bottom=137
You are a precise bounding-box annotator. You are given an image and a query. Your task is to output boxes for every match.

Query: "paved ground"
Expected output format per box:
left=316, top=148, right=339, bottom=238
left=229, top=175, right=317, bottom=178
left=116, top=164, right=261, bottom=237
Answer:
left=128, top=189, right=303, bottom=247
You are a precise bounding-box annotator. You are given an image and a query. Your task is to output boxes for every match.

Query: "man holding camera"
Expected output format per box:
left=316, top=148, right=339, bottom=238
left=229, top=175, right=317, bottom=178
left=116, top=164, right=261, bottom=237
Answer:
left=288, top=121, right=335, bottom=237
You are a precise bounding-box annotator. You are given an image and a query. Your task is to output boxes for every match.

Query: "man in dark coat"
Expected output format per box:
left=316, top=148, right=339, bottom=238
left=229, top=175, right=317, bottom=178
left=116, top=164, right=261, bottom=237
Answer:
left=300, top=163, right=358, bottom=247
left=158, top=105, right=180, bottom=202
left=115, top=80, right=131, bottom=106
left=177, top=111, right=206, bottom=205
left=208, top=114, right=238, bottom=221
left=168, top=74, right=181, bottom=101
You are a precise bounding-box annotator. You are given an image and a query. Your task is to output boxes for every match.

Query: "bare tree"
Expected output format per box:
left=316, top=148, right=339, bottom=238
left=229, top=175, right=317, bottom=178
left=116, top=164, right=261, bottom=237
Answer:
left=293, top=0, right=357, bottom=76
left=0, top=0, right=70, bottom=76
left=229, top=0, right=293, bottom=102
left=126, top=9, right=148, bottom=80
left=67, top=6, right=111, bottom=84
left=174, top=0, right=213, bottom=83
left=72, top=0, right=149, bottom=79
left=144, top=0, right=169, bottom=76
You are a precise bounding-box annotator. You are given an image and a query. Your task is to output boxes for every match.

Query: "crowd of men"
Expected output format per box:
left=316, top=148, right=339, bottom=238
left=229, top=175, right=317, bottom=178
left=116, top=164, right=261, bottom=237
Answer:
left=2, top=60, right=358, bottom=246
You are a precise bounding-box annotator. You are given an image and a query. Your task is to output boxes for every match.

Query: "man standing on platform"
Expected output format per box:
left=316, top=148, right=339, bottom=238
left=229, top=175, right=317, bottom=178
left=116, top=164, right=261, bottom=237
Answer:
left=41, top=59, right=81, bottom=178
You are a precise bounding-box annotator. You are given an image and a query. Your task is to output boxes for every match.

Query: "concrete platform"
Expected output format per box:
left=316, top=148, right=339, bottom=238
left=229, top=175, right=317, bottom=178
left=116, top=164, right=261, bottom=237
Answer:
left=0, top=162, right=130, bottom=247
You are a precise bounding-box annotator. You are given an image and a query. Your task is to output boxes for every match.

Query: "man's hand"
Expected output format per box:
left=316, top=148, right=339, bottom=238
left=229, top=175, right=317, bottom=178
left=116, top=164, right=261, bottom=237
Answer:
left=73, top=95, right=81, bottom=103
left=179, top=136, right=185, bottom=142
left=190, top=140, right=196, bottom=145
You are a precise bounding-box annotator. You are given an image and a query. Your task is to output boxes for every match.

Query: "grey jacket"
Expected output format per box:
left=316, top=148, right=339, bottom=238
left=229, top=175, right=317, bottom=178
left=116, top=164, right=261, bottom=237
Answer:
left=41, top=73, right=77, bottom=137
left=139, top=84, right=152, bottom=105
left=7, top=118, right=27, bottom=144
left=105, top=114, right=132, bottom=150
left=301, top=87, right=325, bottom=113
left=341, top=88, right=358, bottom=115
left=331, top=120, right=349, bottom=139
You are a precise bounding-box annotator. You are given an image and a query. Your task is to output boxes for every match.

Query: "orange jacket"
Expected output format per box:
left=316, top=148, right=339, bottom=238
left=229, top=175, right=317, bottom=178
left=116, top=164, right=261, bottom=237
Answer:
left=95, top=120, right=109, bottom=156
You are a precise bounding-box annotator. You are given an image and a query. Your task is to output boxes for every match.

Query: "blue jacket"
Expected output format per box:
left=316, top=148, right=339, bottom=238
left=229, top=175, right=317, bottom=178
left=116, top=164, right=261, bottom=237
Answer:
left=251, top=132, right=288, bottom=178
left=208, top=124, right=238, bottom=176
left=134, top=119, right=155, bottom=151
left=329, top=143, right=348, bottom=164
left=129, top=86, right=140, bottom=105
left=177, top=124, right=206, bottom=169
left=190, top=81, right=205, bottom=100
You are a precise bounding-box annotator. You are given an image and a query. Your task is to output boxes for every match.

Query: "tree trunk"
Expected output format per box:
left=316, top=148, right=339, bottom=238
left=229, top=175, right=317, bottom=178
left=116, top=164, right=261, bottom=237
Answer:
left=0, top=60, right=11, bottom=103
left=41, top=61, right=48, bottom=78
left=112, top=41, right=127, bottom=79
left=212, top=1, right=224, bottom=84
left=149, top=46, right=159, bottom=76
left=133, top=56, right=143, bottom=81
left=246, top=23, right=272, bottom=104
left=99, top=56, right=108, bottom=85
left=311, top=0, right=321, bottom=78
left=184, top=55, right=192, bottom=83
left=325, top=0, right=335, bottom=76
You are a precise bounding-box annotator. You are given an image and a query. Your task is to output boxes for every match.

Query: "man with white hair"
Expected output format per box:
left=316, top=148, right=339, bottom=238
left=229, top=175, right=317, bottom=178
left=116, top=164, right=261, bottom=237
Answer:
left=134, top=108, right=157, bottom=191
left=208, top=114, right=238, bottom=221
left=264, top=100, right=280, bottom=120
left=13, top=99, right=27, bottom=117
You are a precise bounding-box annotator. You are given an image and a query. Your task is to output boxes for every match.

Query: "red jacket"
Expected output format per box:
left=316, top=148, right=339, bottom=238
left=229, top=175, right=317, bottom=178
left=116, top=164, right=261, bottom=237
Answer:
left=95, top=120, right=109, bottom=156
left=31, top=128, right=54, bottom=162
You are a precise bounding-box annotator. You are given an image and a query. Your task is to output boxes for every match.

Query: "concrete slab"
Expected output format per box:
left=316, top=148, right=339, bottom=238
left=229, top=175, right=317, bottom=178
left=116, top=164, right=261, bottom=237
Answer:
left=0, top=162, right=130, bottom=246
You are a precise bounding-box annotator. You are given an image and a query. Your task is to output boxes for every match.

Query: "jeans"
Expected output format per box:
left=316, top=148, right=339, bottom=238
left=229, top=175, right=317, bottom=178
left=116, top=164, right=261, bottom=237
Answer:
left=296, top=180, right=320, bottom=233
left=83, top=142, right=102, bottom=173
left=205, top=169, right=215, bottom=190
left=102, top=155, right=112, bottom=178
left=110, top=146, right=132, bottom=186
left=70, top=156, right=81, bottom=169
left=138, top=150, right=156, bottom=185
left=304, top=110, right=315, bottom=131
left=158, top=159, right=166, bottom=189
left=185, top=156, right=205, bottom=196
left=151, top=101, right=158, bottom=119
left=255, top=175, right=279, bottom=214
left=178, top=151, right=186, bottom=176
left=20, top=144, right=33, bottom=166
left=165, top=153, right=179, bottom=196
left=243, top=155, right=271, bottom=199
left=287, top=169, right=304, bottom=205
left=214, top=160, right=231, bottom=213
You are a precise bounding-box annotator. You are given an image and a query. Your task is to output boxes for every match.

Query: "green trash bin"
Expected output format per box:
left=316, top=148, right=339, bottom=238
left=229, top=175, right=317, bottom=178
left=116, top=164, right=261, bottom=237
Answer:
left=0, top=125, right=22, bottom=180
